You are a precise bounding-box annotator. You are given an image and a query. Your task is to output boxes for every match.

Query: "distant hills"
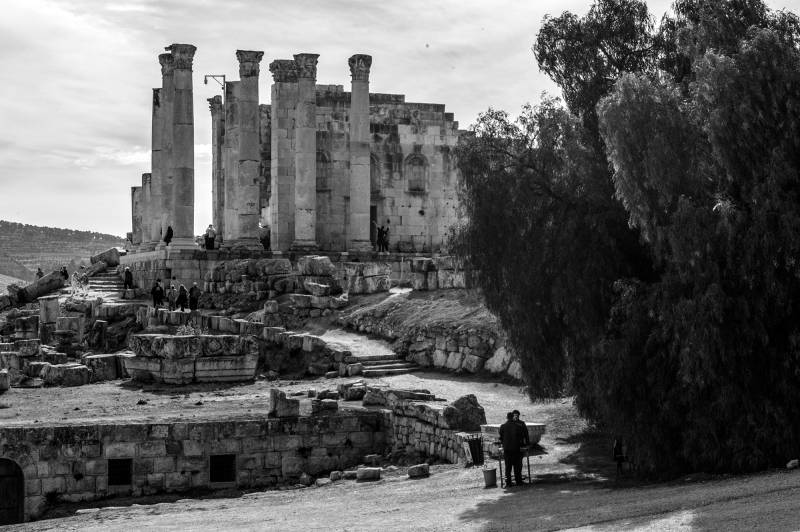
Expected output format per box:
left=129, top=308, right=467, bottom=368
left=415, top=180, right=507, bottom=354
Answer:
left=0, top=220, right=125, bottom=279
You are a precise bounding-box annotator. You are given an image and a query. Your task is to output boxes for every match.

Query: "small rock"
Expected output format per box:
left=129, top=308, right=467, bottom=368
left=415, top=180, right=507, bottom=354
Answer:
left=329, top=471, right=343, bottom=481
left=307, top=389, right=317, bottom=398
left=318, top=389, right=339, bottom=400
left=384, top=465, right=399, bottom=472
left=298, top=472, right=314, bottom=486
left=136, top=399, right=148, bottom=405
left=342, top=470, right=358, bottom=480
left=315, top=478, right=332, bottom=487
left=356, top=467, right=381, bottom=481
left=0, top=369, right=10, bottom=393
left=324, top=371, right=338, bottom=379
left=788, top=459, right=799, bottom=470
left=408, top=463, right=430, bottom=478
left=346, top=363, right=363, bottom=377
left=364, top=454, right=381, bottom=466
left=194, top=401, right=203, bottom=406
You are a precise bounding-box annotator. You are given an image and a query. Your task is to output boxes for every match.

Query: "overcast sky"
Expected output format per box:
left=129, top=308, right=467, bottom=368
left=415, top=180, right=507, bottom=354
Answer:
left=2, top=0, right=799, bottom=237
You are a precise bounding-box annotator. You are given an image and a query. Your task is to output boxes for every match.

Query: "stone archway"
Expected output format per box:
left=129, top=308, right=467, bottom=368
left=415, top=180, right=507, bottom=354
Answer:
left=0, top=458, right=24, bottom=525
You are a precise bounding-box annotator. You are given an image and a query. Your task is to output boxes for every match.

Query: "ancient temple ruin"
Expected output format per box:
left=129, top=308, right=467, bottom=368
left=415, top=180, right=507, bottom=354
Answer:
left=129, top=44, right=462, bottom=254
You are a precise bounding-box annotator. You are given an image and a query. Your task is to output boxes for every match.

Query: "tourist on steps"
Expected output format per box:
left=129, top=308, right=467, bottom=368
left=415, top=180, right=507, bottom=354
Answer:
left=499, top=410, right=529, bottom=486
left=204, top=224, right=216, bottom=250
left=151, top=279, right=165, bottom=308
left=176, top=284, right=189, bottom=312
left=60, top=266, right=69, bottom=281
left=36, top=267, right=44, bottom=280
left=163, top=225, right=173, bottom=245
left=123, top=267, right=134, bottom=290
left=188, top=282, right=201, bottom=312
left=166, top=283, right=177, bottom=311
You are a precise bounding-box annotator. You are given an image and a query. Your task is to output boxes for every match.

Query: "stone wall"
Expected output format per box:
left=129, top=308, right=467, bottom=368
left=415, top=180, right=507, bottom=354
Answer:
left=340, top=312, right=522, bottom=381
left=1, top=412, right=384, bottom=520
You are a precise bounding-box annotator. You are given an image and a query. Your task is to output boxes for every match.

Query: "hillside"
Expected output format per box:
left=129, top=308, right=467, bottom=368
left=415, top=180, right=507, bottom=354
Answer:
left=0, top=220, right=124, bottom=276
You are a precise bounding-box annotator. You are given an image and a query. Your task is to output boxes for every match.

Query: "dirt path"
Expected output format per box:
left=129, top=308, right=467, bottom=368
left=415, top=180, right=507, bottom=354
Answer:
left=10, top=465, right=800, bottom=531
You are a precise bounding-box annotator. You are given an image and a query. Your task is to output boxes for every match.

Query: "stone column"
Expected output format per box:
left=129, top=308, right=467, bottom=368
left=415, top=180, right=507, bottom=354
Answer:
left=230, top=50, right=264, bottom=249
left=291, top=53, right=320, bottom=251
left=138, top=173, right=152, bottom=252
left=268, top=59, right=299, bottom=252
left=208, top=95, right=225, bottom=244
left=222, top=81, right=240, bottom=246
left=155, top=54, right=174, bottom=250
left=348, top=54, right=373, bottom=252
left=165, top=43, right=197, bottom=249
left=131, top=185, right=143, bottom=248
left=142, top=86, right=163, bottom=250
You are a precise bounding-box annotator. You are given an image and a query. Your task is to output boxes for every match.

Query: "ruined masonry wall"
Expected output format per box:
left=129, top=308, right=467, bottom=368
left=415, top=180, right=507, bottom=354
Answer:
left=2, top=413, right=383, bottom=520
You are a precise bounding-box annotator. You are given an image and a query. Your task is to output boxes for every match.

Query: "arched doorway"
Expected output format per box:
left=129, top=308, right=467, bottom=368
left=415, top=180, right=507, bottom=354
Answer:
left=0, top=458, right=24, bottom=525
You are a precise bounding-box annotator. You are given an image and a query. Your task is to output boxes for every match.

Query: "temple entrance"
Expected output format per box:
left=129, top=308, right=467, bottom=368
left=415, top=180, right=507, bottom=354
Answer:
left=370, top=206, right=377, bottom=248
left=0, top=458, right=24, bottom=525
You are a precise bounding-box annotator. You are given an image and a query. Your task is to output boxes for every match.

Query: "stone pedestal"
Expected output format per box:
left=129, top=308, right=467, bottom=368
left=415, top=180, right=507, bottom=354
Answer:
left=348, top=54, right=373, bottom=252
left=166, top=43, right=197, bottom=250
left=269, top=59, right=299, bottom=252
left=291, top=53, right=319, bottom=251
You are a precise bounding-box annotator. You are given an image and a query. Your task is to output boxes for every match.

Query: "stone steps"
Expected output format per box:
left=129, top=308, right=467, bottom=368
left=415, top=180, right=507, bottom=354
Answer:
left=362, top=366, right=422, bottom=377
left=359, top=359, right=415, bottom=368
left=350, top=353, right=399, bottom=363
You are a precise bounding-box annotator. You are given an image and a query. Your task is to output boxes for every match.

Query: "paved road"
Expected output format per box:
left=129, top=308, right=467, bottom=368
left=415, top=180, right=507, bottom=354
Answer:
left=11, top=466, right=800, bottom=531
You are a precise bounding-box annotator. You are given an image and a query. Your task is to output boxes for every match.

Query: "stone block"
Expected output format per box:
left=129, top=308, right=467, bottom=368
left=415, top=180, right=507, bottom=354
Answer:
left=309, top=295, right=330, bottom=309
left=408, top=463, right=430, bottom=478
left=303, top=280, right=330, bottom=296
left=38, top=295, right=60, bottom=324
left=411, top=257, right=434, bottom=273
left=104, top=442, right=137, bottom=458
left=268, top=388, right=300, bottom=417
left=0, top=369, right=9, bottom=392
left=484, top=346, right=511, bottom=374
left=41, top=363, right=90, bottom=386
left=83, top=354, right=119, bottom=382
left=297, top=255, right=335, bottom=276
left=412, top=272, right=428, bottom=291
left=91, top=248, right=120, bottom=267
left=264, top=300, right=279, bottom=314
left=462, top=354, right=485, bottom=373
left=347, top=363, right=363, bottom=376
left=356, top=467, right=381, bottom=481
left=338, top=380, right=366, bottom=401
left=445, top=351, right=464, bottom=370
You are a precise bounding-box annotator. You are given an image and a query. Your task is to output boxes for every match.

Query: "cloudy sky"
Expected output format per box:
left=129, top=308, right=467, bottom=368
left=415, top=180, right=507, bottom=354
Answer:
left=2, top=0, right=799, bottom=237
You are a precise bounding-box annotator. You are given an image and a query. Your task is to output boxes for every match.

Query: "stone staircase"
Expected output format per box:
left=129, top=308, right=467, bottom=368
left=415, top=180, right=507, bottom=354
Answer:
left=355, top=353, right=421, bottom=378
left=88, top=267, right=125, bottom=294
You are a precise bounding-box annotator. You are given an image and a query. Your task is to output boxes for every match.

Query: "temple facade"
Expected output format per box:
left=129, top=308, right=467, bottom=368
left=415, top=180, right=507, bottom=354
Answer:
left=130, top=45, right=462, bottom=254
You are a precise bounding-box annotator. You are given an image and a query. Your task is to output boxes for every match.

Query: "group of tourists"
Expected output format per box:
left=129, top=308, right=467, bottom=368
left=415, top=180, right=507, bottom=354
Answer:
left=373, top=220, right=391, bottom=252
left=151, top=277, right=201, bottom=312
left=499, top=409, right=530, bottom=487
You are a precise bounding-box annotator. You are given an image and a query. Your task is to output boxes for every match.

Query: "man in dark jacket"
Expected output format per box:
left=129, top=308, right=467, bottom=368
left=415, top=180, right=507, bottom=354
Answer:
left=151, top=279, right=165, bottom=308
left=123, top=267, right=134, bottom=290
left=188, top=282, right=201, bottom=312
left=499, top=411, right=530, bottom=486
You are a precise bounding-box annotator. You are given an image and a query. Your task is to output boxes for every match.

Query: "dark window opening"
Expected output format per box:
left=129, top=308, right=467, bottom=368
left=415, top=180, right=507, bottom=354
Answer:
left=108, top=459, right=133, bottom=486
left=210, top=454, right=237, bottom=483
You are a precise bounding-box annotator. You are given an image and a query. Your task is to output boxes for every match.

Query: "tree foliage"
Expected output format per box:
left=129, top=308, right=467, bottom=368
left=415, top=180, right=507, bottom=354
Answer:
left=454, top=0, right=800, bottom=475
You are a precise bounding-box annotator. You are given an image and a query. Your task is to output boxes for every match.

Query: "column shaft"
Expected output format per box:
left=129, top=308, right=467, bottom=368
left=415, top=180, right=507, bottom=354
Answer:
left=268, top=60, right=299, bottom=252
left=291, top=53, right=320, bottom=251
left=229, top=49, right=264, bottom=249
left=131, top=185, right=143, bottom=248
left=143, top=87, right=161, bottom=250
left=222, top=81, right=240, bottom=244
left=166, top=43, right=197, bottom=249
left=348, top=54, right=373, bottom=251
left=156, top=54, right=174, bottom=249
left=208, top=95, right=225, bottom=244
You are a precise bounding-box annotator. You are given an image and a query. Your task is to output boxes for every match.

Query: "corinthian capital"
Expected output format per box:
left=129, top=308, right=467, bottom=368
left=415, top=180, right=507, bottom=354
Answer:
left=208, top=95, right=223, bottom=113
left=293, top=53, right=319, bottom=80
left=269, top=59, right=298, bottom=83
left=348, top=54, right=372, bottom=82
left=236, top=50, right=264, bottom=78
left=142, top=173, right=152, bottom=185
left=158, top=53, right=174, bottom=77
left=165, top=43, right=197, bottom=70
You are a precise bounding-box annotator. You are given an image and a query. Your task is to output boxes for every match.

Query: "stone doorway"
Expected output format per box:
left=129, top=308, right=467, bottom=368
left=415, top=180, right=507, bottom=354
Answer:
left=0, top=458, right=24, bottom=525
left=370, top=205, right=377, bottom=248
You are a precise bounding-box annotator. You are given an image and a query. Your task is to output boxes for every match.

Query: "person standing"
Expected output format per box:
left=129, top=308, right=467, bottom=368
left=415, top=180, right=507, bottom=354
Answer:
left=204, top=224, right=217, bottom=250
left=163, top=226, right=173, bottom=245
left=151, top=279, right=165, bottom=308
left=36, top=267, right=44, bottom=280
left=499, top=411, right=529, bottom=486
left=188, top=282, right=201, bottom=312
left=176, top=284, right=189, bottom=312
left=166, top=283, right=177, bottom=311
left=123, top=267, right=134, bottom=290
left=60, top=266, right=69, bottom=281
left=380, top=219, right=390, bottom=252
